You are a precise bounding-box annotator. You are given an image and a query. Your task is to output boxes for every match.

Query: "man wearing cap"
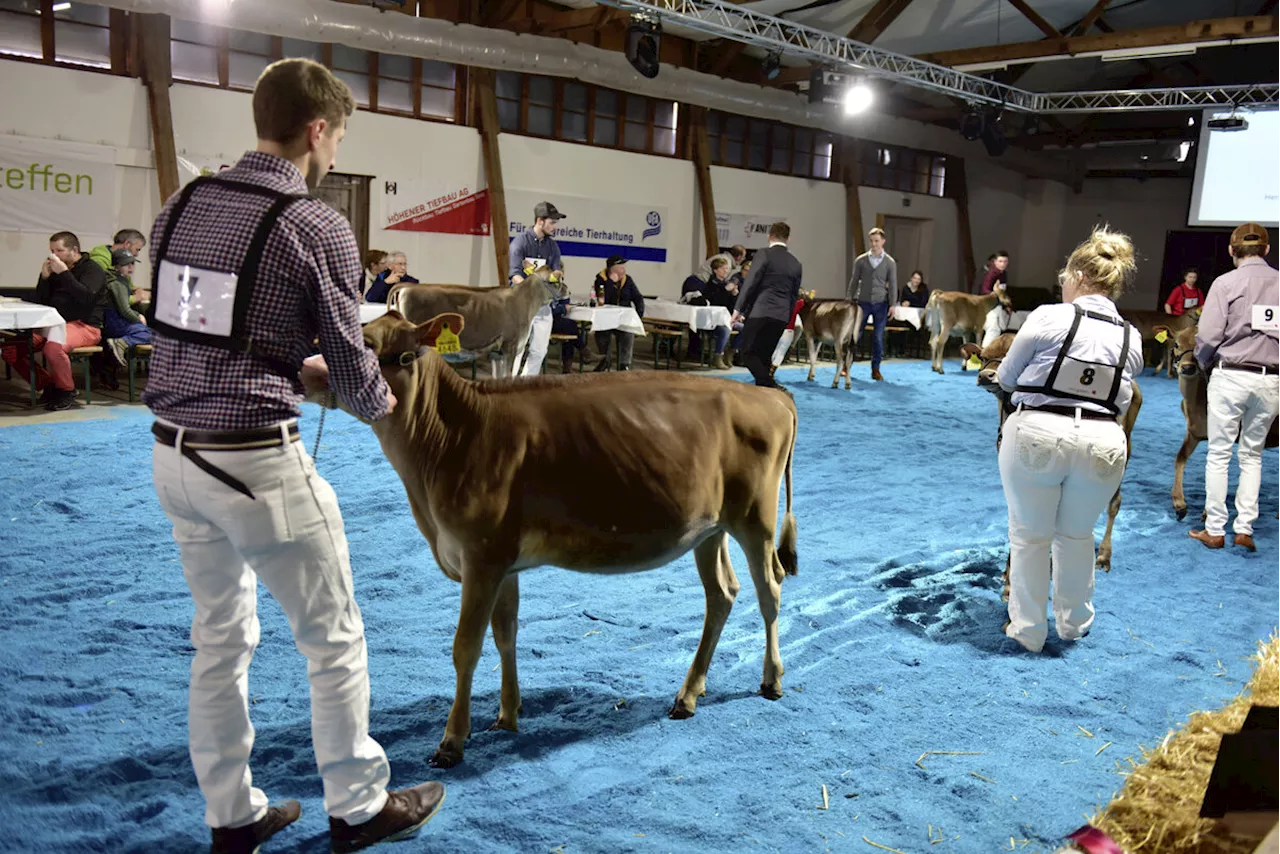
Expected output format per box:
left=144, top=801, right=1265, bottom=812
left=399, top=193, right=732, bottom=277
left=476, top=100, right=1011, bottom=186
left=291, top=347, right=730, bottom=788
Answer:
left=509, top=201, right=566, bottom=376
left=592, top=255, right=645, bottom=371
left=1190, top=222, right=1279, bottom=552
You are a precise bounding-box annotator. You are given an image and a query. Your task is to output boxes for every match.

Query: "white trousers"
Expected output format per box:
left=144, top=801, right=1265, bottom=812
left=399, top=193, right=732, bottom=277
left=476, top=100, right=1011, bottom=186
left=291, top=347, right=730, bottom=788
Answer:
left=519, top=305, right=554, bottom=377
left=998, top=409, right=1128, bottom=652
left=153, top=425, right=390, bottom=829
left=982, top=305, right=1013, bottom=348
left=1205, top=367, right=1280, bottom=536
left=772, top=318, right=801, bottom=367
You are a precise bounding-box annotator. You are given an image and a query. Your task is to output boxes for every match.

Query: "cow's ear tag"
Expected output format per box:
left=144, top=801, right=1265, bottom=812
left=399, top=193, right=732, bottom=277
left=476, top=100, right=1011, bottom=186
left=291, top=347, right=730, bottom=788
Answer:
left=398, top=351, right=416, bottom=366
left=965, top=354, right=983, bottom=371
left=435, top=324, right=461, bottom=355
left=1154, top=330, right=1168, bottom=344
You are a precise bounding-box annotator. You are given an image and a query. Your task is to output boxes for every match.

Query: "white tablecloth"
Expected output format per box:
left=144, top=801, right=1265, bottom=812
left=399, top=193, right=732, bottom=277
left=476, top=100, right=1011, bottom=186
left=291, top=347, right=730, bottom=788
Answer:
left=567, top=305, right=646, bottom=336
left=890, top=306, right=925, bottom=329
left=359, top=303, right=388, bottom=325
left=0, top=299, right=67, bottom=344
left=644, top=299, right=732, bottom=331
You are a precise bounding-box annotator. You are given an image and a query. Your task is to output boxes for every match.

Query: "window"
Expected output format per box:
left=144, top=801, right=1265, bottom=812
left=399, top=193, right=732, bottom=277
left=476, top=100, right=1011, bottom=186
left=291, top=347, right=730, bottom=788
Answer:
left=593, top=88, right=618, bottom=146
left=228, top=30, right=273, bottom=91
left=527, top=75, right=554, bottom=137
left=54, top=1, right=109, bottom=69
left=654, top=100, right=677, bottom=155
left=854, top=140, right=950, bottom=198
left=170, top=18, right=219, bottom=85
left=331, top=43, right=370, bottom=107
left=705, top=111, right=836, bottom=180
left=496, top=70, right=521, bottom=131
left=0, top=1, right=43, bottom=61
left=377, top=52, right=413, bottom=115
left=562, top=81, right=587, bottom=142
left=419, top=59, right=455, bottom=121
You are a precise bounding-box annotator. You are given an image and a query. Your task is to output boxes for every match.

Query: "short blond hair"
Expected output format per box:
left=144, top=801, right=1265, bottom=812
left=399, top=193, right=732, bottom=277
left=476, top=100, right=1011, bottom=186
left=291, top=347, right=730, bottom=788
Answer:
left=1060, top=226, right=1136, bottom=300
left=253, top=58, right=356, bottom=143
left=868, top=227, right=885, bottom=238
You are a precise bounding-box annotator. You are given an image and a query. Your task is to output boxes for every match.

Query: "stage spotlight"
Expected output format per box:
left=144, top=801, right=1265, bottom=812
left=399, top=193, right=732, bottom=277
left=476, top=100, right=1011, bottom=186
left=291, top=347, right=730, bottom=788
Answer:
left=959, top=107, right=984, bottom=141
left=762, top=50, right=782, bottom=81
left=843, top=80, right=873, bottom=115
left=980, top=110, right=1007, bottom=156
left=1023, top=114, right=1041, bottom=136
left=626, top=15, right=662, bottom=79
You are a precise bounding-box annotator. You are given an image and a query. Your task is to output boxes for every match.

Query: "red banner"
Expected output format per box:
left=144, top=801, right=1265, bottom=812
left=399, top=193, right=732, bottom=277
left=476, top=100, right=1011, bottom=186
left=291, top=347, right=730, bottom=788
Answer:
left=385, top=188, right=491, bottom=235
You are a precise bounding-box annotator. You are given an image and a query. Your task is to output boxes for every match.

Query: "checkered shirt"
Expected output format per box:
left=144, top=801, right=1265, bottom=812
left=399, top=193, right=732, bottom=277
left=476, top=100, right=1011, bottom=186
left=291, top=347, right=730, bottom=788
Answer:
left=143, top=152, right=389, bottom=430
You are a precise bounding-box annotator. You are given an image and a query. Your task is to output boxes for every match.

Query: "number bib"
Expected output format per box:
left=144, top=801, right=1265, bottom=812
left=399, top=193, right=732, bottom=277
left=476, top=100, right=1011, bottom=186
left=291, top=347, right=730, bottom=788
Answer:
left=1253, top=305, right=1279, bottom=333
left=153, top=261, right=239, bottom=336
left=1051, top=357, right=1118, bottom=400
left=1183, top=297, right=1198, bottom=309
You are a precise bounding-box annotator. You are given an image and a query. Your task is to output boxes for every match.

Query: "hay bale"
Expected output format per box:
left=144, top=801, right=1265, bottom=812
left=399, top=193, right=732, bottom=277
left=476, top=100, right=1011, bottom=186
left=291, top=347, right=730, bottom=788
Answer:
left=1090, top=633, right=1279, bottom=852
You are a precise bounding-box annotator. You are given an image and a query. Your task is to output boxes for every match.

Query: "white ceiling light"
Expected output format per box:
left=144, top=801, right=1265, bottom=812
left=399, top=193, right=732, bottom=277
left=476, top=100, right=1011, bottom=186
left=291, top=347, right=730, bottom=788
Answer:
left=1177, top=141, right=1192, bottom=162
left=1097, top=45, right=1198, bottom=62
left=51, top=2, right=71, bottom=10
left=843, top=81, right=873, bottom=116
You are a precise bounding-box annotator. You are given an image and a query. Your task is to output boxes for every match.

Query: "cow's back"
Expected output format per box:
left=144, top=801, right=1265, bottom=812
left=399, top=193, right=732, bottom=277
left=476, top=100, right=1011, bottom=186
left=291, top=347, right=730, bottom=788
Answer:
left=800, top=299, right=857, bottom=343
left=397, top=284, right=516, bottom=352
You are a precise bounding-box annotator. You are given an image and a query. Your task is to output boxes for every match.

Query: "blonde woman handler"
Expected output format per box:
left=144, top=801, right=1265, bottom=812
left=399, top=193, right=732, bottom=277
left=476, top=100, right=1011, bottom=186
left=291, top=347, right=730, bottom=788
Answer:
left=994, top=228, right=1144, bottom=653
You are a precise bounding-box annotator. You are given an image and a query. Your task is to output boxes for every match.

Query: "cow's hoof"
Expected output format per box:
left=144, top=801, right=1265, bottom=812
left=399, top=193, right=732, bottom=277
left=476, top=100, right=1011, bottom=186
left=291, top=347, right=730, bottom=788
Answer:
left=1175, top=506, right=1187, bottom=521
left=429, top=745, right=464, bottom=768
left=489, top=717, right=518, bottom=733
left=668, top=703, right=696, bottom=720
left=1095, top=559, right=1112, bottom=572
left=759, top=683, right=783, bottom=701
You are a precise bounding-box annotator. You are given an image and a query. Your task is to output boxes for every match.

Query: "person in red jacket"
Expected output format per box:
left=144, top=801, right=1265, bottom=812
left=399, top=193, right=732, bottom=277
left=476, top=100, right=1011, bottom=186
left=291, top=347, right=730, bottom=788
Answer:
left=1164, top=268, right=1205, bottom=316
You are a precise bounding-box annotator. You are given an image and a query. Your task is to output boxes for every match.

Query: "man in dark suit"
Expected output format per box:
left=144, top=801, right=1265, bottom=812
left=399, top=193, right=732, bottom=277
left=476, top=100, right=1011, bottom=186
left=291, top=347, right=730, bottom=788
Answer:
left=732, top=222, right=801, bottom=388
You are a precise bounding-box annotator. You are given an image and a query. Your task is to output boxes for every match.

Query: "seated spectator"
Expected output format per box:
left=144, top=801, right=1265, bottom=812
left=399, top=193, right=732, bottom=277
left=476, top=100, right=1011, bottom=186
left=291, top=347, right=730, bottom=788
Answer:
left=2, top=231, right=108, bottom=411
left=901, top=270, right=929, bottom=308
left=89, top=228, right=146, bottom=273
left=1164, top=268, right=1205, bottom=316
left=695, top=244, right=746, bottom=283
left=363, top=249, right=388, bottom=300
left=364, top=250, right=418, bottom=304
left=97, top=249, right=154, bottom=389
left=592, top=255, right=644, bottom=371
left=770, top=291, right=808, bottom=377
left=687, top=257, right=739, bottom=367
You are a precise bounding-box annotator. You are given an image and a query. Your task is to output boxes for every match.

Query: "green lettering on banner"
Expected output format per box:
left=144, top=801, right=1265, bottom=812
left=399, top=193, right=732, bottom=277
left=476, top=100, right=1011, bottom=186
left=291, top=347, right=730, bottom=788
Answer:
left=55, top=173, right=72, bottom=193
left=76, top=174, right=92, bottom=194
left=5, top=168, right=22, bottom=189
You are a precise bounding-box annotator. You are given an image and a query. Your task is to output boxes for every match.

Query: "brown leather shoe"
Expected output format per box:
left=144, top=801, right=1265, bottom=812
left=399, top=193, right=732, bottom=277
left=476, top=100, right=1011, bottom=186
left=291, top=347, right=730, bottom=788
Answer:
left=329, top=782, right=446, bottom=853
left=211, top=800, right=301, bottom=854
left=1189, top=529, right=1225, bottom=549
left=1234, top=533, right=1257, bottom=552
left=871, top=368, right=884, bottom=381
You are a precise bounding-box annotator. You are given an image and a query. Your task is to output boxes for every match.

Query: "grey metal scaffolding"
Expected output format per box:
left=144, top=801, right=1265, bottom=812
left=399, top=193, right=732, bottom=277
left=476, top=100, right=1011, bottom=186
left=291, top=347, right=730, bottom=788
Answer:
left=594, top=0, right=1279, bottom=113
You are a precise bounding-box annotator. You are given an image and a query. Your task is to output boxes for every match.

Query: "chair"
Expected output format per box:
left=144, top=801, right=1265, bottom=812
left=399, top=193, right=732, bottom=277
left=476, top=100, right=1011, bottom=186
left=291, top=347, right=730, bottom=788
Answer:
left=127, top=343, right=153, bottom=402
left=547, top=333, right=584, bottom=373
left=67, top=346, right=104, bottom=404
left=643, top=320, right=684, bottom=371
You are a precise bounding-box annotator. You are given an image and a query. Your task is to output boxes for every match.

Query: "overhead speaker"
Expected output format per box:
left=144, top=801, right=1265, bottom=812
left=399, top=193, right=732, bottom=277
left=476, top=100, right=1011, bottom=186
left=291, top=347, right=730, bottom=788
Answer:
left=626, top=16, right=662, bottom=79
left=980, top=111, right=1008, bottom=156
left=959, top=107, right=985, bottom=141
left=761, top=50, right=782, bottom=81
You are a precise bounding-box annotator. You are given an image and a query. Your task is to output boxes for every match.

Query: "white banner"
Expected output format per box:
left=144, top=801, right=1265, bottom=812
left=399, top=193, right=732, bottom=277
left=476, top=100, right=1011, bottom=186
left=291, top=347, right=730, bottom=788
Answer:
left=506, top=191, right=668, bottom=264
left=0, top=136, right=116, bottom=236
left=716, top=212, right=788, bottom=250
left=381, top=178, right=491, bottom=236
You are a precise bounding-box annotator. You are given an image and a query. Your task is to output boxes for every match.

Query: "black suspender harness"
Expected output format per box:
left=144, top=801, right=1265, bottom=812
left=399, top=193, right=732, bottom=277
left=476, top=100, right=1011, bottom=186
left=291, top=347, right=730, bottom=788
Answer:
left=1015, top=304, right=1133, bottom=415
left=146, top=176, right=309, bottom=377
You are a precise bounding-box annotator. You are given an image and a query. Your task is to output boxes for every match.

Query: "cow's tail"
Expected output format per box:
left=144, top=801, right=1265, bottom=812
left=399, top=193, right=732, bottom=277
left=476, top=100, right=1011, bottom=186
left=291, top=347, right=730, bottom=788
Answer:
left=775, top=404, right=798, bottom=579
left=924, top=289, right=941, bottom=336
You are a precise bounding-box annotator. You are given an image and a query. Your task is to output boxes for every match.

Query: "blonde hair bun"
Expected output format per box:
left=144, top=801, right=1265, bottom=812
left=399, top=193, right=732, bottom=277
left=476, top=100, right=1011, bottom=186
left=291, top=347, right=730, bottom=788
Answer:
left=1061, top=226, right=1136, bottom=300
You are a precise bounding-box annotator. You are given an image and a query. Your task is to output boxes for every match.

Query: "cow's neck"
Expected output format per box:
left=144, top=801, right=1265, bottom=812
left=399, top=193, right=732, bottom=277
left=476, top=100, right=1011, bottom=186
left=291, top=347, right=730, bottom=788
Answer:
left=373, top=354, right=486, bottom=482
left=512, top=276, right=552, bottom=313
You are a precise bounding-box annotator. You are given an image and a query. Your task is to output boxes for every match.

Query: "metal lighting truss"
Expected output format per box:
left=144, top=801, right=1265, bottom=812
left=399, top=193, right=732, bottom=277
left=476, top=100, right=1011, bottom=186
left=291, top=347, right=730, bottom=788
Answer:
left=595, top=0, right=1279, bottom=114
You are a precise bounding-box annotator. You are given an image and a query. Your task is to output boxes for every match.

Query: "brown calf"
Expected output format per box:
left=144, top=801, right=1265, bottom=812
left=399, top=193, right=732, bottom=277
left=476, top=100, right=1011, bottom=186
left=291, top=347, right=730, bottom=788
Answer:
left=926, top=291, right=1005, bottom=374
left=1119, top=309, right=1195, bottom=378
left=1170, top=326, right=1278, bottom=520
left=307, top=311, right=799, bottom=768
left=799, top=299, right=859, bottom=389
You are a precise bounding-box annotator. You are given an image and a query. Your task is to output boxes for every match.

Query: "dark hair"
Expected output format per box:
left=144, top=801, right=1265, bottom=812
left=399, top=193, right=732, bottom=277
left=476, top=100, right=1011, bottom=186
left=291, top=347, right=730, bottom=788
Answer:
left=910, top=269, right=924, bottom=280
left=49, top=231, right=80, bottom=252
left=768, top=222, right=790, bottom=241
left=710, top=257, right=729, bottom=271
left=994, top=250, right=1010, bottom=259
left=364, top=249, right=388, bottom=271
left=113, top=228, right=146, bottom=246
left=1182, top=267, right=1199, bottom=278
left=253, top=58, right=356, bottom=143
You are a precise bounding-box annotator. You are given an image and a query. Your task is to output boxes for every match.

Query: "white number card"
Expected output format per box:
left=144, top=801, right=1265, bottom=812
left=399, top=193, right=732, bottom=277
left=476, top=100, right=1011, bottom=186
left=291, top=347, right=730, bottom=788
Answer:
left=154, top=260, right=238, bottom=336
left=1253, top=305, right=1279, bottom=333
left=1053, top=358, right=1117, bottom=400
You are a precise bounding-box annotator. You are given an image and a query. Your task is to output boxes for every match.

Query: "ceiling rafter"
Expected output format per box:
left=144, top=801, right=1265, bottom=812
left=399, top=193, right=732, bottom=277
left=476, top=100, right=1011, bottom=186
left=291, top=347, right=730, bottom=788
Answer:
left=1005, top=0, right=1060, bottom=40
left=847, top=0, right=916, bottom=44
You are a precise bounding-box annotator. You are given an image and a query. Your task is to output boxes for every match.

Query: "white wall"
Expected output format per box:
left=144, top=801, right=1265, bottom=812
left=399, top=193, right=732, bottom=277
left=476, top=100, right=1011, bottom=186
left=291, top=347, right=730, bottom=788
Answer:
left=856, top=186, right=961, bottom=292
left=1019, top=177, right=1194, bottom=310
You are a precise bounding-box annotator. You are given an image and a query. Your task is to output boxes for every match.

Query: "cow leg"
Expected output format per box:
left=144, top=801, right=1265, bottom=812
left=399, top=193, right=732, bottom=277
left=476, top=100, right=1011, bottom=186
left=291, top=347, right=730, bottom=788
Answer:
left=488, top=574, right=521, bottom=733
left=806, top=332, right=817, bottom=382
left=670, top=533, right=740, bottom=720
left=1096, top=486, right=1122, bottom=571
left=931, top=322, right=952, bottom=374
left=830, top=337, right=843, bottom=389
left=843, top=345, right=854, bottom=390
left=1001, top=553, right=1011, bottom=603
left=433, top=571, right=503, bottom=768
left=735, top=527, right=784, bottom=701
left=1172, top=431, right=1200, bottom=521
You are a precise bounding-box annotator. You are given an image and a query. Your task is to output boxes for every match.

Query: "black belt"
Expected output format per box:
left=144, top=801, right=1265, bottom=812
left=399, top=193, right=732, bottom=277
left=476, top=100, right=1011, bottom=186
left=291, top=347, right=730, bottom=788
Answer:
left=152, top=422, right=299, bottom=500
left=1220, top=362, right=1277, bottom=375
left=1021, top=404, right=1115, bottom=421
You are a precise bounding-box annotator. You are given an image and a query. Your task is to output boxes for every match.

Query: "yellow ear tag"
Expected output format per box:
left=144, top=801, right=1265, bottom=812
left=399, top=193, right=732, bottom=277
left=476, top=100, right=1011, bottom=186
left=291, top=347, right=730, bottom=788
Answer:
left=550, top=272, right=562, bottom=284
left=435, top=324, right=461, bottom=355
left=965, top=354, right=983, bottom=371
left=523, top=264, right=535, bottom=276
left=1155, top=330, right=1168, bottom=344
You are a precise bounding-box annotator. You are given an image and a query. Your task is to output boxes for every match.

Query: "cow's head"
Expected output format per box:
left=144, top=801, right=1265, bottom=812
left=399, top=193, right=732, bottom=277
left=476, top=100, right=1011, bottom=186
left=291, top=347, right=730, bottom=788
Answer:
left=973, top=332, right=1017, bottom=392
left=526, top=265, right=571, bottom=303
left=1171, top=325, right=1199, bottom=377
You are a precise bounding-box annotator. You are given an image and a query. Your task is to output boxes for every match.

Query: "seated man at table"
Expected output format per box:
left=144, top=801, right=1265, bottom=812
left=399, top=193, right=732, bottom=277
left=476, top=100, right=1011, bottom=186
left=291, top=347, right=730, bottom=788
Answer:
left=1, top=231, right=108, bottom=411
left=592, top=254, right=644, bottom=371
left=98, top=249, right=154, bottom=388
left=90, top=228, right=150, bottom=307
left=364, top=250, right=418, bottom=304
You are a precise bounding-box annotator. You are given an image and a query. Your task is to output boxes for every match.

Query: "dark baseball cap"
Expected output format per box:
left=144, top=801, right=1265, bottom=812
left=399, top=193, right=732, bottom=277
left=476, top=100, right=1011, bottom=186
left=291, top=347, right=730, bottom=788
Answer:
left=111, top=248, right=138, bottom=266
left=534, top=201, right=565, bottom=221
left=606, top=254, right=628, bottom=268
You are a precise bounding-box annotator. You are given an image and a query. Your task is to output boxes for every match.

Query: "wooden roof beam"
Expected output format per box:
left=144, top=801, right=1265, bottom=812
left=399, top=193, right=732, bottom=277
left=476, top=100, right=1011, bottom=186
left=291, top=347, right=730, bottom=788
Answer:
left=919, top=15, right=1277, bottom=67
left=1006, top=0, right=1060, bottom=40
left=1071, top=0, right=1112, bottom=36
left=847, top=0, right=916, bottom=44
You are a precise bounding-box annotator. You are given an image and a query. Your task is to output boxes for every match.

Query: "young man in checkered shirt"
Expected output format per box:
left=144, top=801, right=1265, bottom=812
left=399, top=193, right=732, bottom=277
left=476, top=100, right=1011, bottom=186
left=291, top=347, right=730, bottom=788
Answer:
left=144, top=59, right=444, bottom=854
